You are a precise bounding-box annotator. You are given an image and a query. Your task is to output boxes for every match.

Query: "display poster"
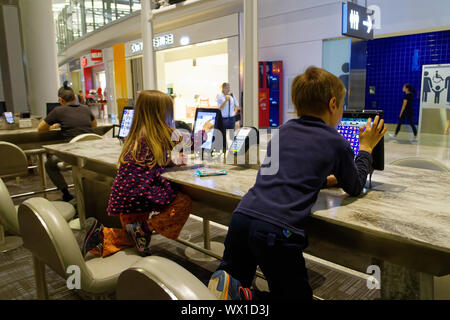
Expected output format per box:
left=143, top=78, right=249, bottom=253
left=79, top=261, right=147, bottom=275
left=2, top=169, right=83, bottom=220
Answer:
left=420, top=64, right=450, bottom=109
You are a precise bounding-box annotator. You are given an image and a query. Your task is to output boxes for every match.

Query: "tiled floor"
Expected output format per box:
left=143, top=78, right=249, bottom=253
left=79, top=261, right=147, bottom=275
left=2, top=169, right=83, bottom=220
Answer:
left=384, top=132, right=450, bottom=168
left=1, top=128, right=448, bottom=300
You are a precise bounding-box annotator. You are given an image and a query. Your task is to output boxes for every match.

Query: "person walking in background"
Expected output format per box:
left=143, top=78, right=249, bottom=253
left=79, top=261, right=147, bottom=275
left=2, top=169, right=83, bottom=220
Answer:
left=389, top=84, right=418, bottom=142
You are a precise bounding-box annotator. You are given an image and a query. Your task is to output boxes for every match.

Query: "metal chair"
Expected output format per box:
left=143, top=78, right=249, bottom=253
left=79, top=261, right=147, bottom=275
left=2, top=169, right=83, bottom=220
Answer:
left=0, top=141, right=53, bottom=197
left=0, top=178, right=75, bottom=253
left=57, top=134, right=104, bottom=171
left=18, top=197, right=142, bottom=299
left=69, top=133, right=104, bottom=143
left=0, top=141, right=29, bottom=178
left=116, top=256, right=217, bottom=300
left=59, top=133, right=104, bottom=230
left=390, top=157, right=449, bottom=172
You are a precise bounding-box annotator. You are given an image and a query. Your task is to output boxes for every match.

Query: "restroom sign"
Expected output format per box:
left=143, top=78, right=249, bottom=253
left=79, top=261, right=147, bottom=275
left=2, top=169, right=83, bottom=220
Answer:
left=342, top=2, right=374, bottom=40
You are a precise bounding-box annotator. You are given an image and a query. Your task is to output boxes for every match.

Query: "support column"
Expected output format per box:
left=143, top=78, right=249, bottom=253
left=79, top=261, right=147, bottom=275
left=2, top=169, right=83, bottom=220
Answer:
left=113, top=43, right=128, bottom=119
left=19, top=0, right=59, bottom=117
left=141, top=0, right=157, bottom=90
left=0, top=4, right=28, bottom=114
left=243, top=0, right=258, bottom=128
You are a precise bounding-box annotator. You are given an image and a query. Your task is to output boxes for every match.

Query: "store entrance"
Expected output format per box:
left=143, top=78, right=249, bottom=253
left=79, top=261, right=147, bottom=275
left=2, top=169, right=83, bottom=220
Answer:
left=156, top=37, right=239, bottom=128
left=131, top=57, right=143, bottom=100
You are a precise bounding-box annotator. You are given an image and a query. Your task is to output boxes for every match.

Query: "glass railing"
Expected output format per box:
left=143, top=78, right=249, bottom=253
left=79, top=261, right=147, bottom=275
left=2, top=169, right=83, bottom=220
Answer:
left=53, top=0, right=142, bottom=52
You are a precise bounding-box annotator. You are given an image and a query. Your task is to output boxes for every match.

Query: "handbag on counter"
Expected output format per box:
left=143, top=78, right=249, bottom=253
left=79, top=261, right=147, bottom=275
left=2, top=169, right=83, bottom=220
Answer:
left=146, top=192, right=192, bottom=240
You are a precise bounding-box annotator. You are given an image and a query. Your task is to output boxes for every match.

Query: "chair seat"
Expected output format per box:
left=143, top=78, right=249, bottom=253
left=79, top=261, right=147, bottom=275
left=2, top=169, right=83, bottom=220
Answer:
left=84, top=248, right=142, bottom=293
left=51, top=201, right=76, bottom=221
left=68, top=218, right=81, bottom=230
left=15, top=201, right=76, bottom=222
left=117, top=256, right=217, bottom=300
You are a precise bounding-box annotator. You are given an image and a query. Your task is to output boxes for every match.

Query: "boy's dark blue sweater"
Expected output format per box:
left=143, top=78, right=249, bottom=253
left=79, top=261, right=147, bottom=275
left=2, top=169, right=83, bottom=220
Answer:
left=235, top=116, right=372, bottom=237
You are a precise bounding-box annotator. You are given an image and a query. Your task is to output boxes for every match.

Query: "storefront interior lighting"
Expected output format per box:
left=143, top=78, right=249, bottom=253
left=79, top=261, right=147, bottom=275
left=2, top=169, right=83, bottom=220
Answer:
left=180, top=36, right=190, bottom=46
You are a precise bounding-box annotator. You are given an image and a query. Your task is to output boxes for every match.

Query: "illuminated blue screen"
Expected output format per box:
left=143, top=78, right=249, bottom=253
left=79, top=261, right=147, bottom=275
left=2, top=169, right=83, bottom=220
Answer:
left=337, top=117, right=367, bottom=155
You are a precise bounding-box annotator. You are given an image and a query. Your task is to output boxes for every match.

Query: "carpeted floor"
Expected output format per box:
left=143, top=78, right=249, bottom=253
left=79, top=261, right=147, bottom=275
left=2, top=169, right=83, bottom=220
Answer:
left=1, top=170, right=380, bottom=300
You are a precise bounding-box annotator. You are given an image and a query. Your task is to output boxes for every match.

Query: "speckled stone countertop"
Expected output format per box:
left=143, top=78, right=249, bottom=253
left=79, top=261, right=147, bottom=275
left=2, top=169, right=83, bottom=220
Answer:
left=0, top=121, right=114, bottom=136
left=44, top=138, right=450, bottom=254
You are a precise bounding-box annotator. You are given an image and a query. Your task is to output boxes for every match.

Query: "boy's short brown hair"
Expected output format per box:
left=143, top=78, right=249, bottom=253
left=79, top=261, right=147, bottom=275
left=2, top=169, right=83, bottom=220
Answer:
left=291, top=66, right=345, bottom=117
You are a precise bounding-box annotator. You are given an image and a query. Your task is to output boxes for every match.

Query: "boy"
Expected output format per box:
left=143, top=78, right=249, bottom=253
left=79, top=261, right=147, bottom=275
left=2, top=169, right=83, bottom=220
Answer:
left=208, top=67, right=387, bottom=300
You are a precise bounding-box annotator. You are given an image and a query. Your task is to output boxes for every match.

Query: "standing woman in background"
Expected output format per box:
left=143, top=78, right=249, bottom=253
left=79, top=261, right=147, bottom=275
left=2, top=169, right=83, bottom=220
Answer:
left=217, top=82, right=240, bottom=134
left=389, top=83, right=418, bottom=142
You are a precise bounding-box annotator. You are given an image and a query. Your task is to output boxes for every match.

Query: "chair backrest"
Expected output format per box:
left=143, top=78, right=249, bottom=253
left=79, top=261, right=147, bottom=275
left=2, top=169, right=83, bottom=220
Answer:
left=391, top=157, right=449, bottom=172
left=18, top=197, right=93, bottom=284
left=116, top=256, right=217, bottom=300
left=69, top=133, right=103, bottom=143
left=0, top=142, right=28, bottom=178
left=0, top=178, right=20, bottom=235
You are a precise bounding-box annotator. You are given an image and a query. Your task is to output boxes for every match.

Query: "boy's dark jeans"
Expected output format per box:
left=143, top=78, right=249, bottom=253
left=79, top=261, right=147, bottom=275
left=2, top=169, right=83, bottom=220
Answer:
left=218, top=212, right=313, bottom=300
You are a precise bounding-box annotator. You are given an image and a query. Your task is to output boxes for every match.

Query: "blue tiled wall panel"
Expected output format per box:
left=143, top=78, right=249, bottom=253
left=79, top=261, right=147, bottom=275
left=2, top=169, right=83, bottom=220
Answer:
left=365, top=30, right=450, bottom=124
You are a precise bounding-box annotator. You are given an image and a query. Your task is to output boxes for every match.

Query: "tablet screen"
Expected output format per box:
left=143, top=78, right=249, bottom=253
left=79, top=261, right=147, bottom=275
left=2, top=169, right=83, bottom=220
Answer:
left=118, top=108, right=135, bottom=139
left=3, top=112, right=14, bottom=124
left=337, top=117, right=367, bottom=155
left=194, top=111, right=217, bottom=149
left=230, top=127, right=253, bottom=153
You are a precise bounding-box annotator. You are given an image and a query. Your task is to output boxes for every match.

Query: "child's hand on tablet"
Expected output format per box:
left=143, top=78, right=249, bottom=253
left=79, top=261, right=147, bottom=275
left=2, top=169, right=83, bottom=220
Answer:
left=359, top=115, right=387, bottom=154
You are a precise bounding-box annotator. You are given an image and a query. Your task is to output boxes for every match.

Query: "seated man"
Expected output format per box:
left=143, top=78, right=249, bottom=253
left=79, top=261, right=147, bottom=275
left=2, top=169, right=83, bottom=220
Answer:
left=38, top=84, right=97, bottom=202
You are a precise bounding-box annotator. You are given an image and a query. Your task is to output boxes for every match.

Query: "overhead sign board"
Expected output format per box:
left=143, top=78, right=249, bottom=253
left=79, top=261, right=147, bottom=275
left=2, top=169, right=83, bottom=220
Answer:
left=131, top=41, right=143, bottom=54
left=342, top=2, right=374, bottom=40
left=153, top=34, right=174, bottom=49
left=91, top=49, right=103, bottom=62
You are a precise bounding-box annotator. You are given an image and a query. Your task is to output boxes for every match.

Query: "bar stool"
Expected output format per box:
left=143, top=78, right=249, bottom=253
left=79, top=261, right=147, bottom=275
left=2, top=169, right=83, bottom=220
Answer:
left=63, top=133, right=104, bottom=231
left=116, top=256, right=216, bottom=300
left=0, top=141, right=48, bottom=197
left=18, top=197, right=142, bottom=299
left=0, top=178, right=75, bottom=252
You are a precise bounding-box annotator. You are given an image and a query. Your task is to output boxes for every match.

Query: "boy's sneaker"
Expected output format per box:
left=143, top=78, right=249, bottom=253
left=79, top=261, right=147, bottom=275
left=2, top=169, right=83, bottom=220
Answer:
left=80, top=217, right=104, bottom=257
left=239, top=287, right=253, bottom=300
left=208, top=270, right=242, bottom=300
left=411, top=137, right=418, bottom=142
left=126, top=222, right=152, bottom=257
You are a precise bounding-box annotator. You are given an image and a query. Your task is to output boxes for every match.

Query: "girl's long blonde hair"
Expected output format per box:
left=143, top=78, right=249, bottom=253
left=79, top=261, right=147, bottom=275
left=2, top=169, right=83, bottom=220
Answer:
left=119, top=90, right=175, bottom=168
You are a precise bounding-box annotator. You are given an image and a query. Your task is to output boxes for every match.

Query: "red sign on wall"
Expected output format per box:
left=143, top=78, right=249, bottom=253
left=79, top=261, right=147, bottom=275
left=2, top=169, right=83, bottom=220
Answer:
left=91, top=49, right=103, bottom=62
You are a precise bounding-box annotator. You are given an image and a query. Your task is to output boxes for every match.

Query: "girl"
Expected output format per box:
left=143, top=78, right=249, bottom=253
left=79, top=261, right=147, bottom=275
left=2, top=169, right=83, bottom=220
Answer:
left=80, top=90, right=193, bottom=258
left=389, top=84, right=418, bottom=142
